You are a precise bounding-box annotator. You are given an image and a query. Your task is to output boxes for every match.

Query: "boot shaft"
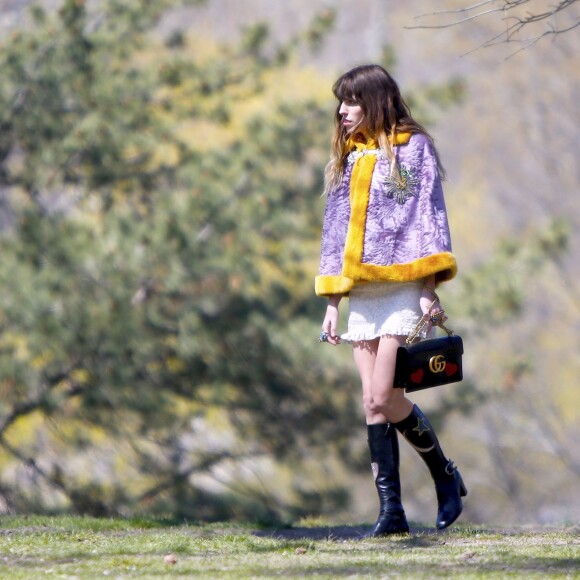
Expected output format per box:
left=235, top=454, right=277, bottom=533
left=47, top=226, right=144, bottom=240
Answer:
left=392, top=404, right=453, bottom=481
left=366, top=423, right=403, bottom=513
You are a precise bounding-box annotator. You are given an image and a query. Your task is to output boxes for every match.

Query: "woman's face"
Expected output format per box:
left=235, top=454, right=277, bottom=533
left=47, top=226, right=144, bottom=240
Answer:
left=339, top=99, right=364, bottom=133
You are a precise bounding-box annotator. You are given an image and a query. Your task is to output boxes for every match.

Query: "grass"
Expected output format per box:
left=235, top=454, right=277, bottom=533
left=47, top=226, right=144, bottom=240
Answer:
left=0, top=516, right=578, bottom=578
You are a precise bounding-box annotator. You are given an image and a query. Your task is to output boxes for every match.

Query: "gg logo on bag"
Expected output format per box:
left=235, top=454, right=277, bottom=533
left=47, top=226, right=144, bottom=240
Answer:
left=429, top=355, right=446, bottom=374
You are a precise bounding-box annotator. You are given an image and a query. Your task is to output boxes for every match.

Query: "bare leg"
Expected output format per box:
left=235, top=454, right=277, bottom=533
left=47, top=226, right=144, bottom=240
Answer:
left=353, top=334, right=413, bottom=424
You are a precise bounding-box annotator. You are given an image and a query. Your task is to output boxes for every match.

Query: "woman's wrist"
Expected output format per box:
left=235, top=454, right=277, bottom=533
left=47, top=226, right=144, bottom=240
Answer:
left=422, top=285, right=439, bottom=303
left=328, top=294, right=342, bottom=307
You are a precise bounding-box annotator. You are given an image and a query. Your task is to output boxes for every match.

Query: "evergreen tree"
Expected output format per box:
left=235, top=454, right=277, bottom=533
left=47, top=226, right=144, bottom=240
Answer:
left=0, top=0, right=359, bottom=518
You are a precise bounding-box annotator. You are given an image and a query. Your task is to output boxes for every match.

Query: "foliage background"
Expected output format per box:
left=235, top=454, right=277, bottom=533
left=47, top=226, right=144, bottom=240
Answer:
left=0, top=0, right=578, bottom=526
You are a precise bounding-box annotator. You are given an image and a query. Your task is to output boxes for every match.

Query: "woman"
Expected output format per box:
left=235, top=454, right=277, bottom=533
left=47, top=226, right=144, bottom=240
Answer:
left=316, top=64, right=466, bottom=536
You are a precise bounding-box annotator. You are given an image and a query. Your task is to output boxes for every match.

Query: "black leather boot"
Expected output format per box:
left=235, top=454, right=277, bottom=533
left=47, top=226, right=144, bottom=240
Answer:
left=393, top=405, right=467, bottom=530
left=364, top=423, right=409, bottom=537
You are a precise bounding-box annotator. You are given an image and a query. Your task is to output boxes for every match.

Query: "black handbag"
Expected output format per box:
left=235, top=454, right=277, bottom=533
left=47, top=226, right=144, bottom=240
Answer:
left=393, top=311, right=463, bottom=393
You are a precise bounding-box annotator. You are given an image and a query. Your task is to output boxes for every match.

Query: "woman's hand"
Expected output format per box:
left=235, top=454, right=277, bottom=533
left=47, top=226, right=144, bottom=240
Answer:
left=320, top=295, right=342, bottom=346
left=420, top=282, right=447, bottom=334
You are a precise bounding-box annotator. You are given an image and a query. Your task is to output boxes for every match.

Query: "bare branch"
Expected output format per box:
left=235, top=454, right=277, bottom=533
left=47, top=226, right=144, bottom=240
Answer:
left=410, top=9, right=504, bottom=29
left=415, top=0, right=498, bottom=18
left=407, top=0, right=580, bottom=55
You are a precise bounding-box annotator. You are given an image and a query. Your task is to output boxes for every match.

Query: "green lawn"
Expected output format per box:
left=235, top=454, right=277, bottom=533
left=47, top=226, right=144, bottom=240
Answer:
left=0, top=516, right=577, bottom=578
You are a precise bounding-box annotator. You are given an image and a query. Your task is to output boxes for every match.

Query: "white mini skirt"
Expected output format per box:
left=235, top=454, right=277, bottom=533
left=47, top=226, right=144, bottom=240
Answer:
left=341, top=281, right=426, bottom=343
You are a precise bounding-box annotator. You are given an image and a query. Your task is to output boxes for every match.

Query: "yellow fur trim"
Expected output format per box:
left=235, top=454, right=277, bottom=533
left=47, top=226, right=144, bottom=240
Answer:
left=346, top=132, right=411, bottom=151
left=315, top=275, right=354, bottom=297
left=343, top=149, right=376, bottom=271
left=391, top=132, right=412, bottom=146
left=344, top=252, right=457, bottom=284
left=347, top=136, right=378, bottom=151
left=316, top=253, right=456, bottom=296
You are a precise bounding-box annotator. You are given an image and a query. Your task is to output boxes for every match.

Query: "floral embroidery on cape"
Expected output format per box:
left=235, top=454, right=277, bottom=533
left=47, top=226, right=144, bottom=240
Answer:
left=384, top=163, right=420, bottom=205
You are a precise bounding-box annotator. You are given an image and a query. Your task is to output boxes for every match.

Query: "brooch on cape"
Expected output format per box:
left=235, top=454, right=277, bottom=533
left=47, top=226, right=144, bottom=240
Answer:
left=383, top=163, right=420, bottom=204
left=347, top=148, right=386, bottom=165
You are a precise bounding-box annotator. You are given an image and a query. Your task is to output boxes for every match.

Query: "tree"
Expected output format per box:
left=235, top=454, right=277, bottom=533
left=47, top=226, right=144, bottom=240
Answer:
left=409, top=0, right=579, bottom=56
left=0, top=0, right=360, bottom=519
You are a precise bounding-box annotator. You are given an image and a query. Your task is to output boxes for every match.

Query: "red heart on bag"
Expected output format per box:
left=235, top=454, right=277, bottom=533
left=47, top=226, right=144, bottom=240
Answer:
left=411, top=369, right=424, bottom=384
left=445, top=363, right=458, bottom=377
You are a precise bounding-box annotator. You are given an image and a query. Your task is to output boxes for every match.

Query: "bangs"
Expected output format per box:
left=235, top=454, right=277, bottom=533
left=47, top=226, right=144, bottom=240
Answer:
left=333, top=75, right=361, bottom=102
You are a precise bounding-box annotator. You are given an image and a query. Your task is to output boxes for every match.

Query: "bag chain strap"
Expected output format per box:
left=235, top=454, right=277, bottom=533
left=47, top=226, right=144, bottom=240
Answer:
left=406, top=299, right=455, bottom=346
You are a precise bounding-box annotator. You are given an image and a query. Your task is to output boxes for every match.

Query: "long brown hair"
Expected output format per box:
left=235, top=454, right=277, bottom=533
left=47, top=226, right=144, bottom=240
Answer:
left=324, top=64, right=445, bottom=191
